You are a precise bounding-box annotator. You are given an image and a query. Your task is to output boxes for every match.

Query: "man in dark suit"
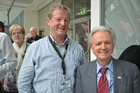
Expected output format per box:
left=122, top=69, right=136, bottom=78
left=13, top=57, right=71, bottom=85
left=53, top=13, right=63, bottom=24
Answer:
left=75, top=26, right=140, bottom=93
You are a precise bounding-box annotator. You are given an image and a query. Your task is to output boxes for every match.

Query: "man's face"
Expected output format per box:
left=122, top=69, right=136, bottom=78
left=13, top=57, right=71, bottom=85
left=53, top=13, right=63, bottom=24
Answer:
left=91, top=31, right=114, bottom=61
left=30, top=28, right=37, bottom=37
left=47, top=10, right=70, bottom=37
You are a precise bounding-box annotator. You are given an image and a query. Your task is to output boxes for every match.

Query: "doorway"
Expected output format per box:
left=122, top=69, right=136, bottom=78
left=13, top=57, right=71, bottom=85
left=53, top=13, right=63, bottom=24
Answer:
left=71, top=16, right=90, bottom=62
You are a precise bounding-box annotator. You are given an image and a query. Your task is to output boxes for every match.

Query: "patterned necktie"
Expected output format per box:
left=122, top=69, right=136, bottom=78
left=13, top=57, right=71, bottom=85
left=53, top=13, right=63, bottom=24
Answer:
left=97, top=68, right=109, bottom=93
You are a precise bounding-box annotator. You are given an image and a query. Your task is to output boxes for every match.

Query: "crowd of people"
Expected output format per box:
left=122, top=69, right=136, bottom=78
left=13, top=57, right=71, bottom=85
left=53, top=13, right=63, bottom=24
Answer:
left=0, top=3, right=140, bottom=93
left=0, top=21, right=41, bottom=93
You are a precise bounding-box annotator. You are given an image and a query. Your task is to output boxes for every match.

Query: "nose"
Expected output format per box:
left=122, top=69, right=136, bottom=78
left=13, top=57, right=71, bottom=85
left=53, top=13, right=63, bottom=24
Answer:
left=101, top=43, right=106, bottom=49
left=60, top=20, right=66, bottom=26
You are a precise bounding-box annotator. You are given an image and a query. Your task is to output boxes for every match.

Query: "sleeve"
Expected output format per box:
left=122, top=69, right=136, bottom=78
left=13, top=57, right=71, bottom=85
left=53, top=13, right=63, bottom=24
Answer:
left=79, top=45, right=86, bottom=64
left=0, top=34, right=17, bottom=80
left=17, top=44, right=35, bottom=93
left=75, top=67, right=82, bottom=93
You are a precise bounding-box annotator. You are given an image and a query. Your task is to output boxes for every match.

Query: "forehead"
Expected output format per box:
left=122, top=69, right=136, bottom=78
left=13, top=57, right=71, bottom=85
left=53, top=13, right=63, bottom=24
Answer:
left=12, top=28, right=21, bottom=32
left=92, top=31, right=112, bottom=40
left=52, top=10, right=69, bottom=18
left=30, top=28, right=35, bottom=32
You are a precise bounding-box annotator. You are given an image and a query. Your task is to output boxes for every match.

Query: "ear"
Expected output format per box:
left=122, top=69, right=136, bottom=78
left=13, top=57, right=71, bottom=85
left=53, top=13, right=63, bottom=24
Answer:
left=91, top=46, right=95, bottom=54
left=46, top=17, right=51, bottom=26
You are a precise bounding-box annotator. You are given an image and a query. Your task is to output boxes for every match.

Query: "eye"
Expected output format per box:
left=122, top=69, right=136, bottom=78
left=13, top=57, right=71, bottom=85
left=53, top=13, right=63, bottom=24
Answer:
left=56, top=18, right=61, bottom=21
left=95, top=43, right=100, bottom=46
left=12, top=33, right=16, bottom=35
left=105, top=42, right=111, bottom=44
left=64, top=19, right=69, bottom=23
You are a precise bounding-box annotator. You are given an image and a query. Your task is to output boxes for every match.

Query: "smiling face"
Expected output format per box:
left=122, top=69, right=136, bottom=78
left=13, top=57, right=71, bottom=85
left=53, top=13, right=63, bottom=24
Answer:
left=91, top=31, right=114, bottom=62
left=47, top=10, right=70, bottom=38
left=12, top=29, right=25, bottom=46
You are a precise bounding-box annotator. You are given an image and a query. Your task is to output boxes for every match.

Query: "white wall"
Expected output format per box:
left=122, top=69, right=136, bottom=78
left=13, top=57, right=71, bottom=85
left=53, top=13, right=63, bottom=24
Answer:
left=23, top=10, right=38, bottom=34
left=90, top=0, right=101, bottom=61
left=38, top=0, right=61, bottom=36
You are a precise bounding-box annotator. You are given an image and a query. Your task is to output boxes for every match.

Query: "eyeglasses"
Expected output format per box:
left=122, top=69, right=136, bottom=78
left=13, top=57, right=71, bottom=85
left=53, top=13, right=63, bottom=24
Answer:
left=12, top=32, right=22, bottom=36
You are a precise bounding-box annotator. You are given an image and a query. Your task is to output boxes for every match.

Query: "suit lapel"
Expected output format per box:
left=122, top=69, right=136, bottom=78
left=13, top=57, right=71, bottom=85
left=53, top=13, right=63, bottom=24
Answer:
left=113, top=59, right=127, bottom=93
left=84, top=59, right=128, bottom=93
left=86, top=61, right=97, bottom=93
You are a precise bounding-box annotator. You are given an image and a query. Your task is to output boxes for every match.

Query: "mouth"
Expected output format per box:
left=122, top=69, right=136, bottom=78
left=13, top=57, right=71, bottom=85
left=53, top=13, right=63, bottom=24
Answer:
left=58, top=26, right=66, bottom=30
left=15, top=38, right=20, bottom=40
left=59, top=28, right=65, bottom=31
left=99, top=50, right=108, bottom=54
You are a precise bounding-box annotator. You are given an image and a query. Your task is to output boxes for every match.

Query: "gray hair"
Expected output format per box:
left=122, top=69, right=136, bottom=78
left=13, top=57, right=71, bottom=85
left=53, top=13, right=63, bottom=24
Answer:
left=89, top=26, right=116, bottom=47
left=48, top=3, right=71, bottom=20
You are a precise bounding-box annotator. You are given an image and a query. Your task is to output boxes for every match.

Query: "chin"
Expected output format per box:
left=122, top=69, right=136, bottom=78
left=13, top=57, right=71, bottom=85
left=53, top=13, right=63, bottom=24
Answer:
left=99, top=56, right=110, bottom=59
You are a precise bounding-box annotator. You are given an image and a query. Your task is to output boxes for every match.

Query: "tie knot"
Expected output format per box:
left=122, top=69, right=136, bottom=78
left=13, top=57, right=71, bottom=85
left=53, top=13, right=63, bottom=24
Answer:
left=100, top=68, right=108, bottom=74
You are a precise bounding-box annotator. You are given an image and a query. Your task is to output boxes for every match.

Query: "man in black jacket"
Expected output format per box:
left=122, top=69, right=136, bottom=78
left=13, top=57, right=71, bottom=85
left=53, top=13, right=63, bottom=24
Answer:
left=25, top=27, right=42, bottom=44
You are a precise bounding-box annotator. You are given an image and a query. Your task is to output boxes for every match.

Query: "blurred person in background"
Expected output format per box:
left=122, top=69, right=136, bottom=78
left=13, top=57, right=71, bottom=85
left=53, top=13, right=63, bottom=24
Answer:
left=0, top=21, right=5, bottom=32
left=0, top=32, right=17, bottom=93
left=3, top=24, right=29, bottom=93
left=0, top=21, right=13, bottom=42
left=25, top=27, right=42, bottom=44
left=119, top=45, right=140, bottom=71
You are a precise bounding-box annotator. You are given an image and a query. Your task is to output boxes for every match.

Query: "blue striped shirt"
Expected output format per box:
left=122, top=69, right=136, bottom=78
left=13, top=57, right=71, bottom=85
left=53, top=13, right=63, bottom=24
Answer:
left=18, top=36, right=86, bottom=93
left=96, top=60, right=114, bottom=93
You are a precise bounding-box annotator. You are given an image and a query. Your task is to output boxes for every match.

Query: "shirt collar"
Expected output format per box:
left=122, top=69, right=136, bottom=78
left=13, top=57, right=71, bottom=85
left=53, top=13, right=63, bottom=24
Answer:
left=96, top=59, right=113, bottom=74
left=49, top=35, right=69, bottom=46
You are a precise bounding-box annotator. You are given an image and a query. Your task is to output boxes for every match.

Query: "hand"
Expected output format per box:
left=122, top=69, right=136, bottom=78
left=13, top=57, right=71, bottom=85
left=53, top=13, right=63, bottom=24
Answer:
left=25, top=33, right=31, bottom=41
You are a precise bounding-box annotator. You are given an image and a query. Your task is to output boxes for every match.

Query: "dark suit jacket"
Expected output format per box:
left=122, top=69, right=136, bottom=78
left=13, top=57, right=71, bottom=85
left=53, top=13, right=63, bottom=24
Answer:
left=75, top=58, right=140, bottom=93
left=27, top=35, right=42, bottom=44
